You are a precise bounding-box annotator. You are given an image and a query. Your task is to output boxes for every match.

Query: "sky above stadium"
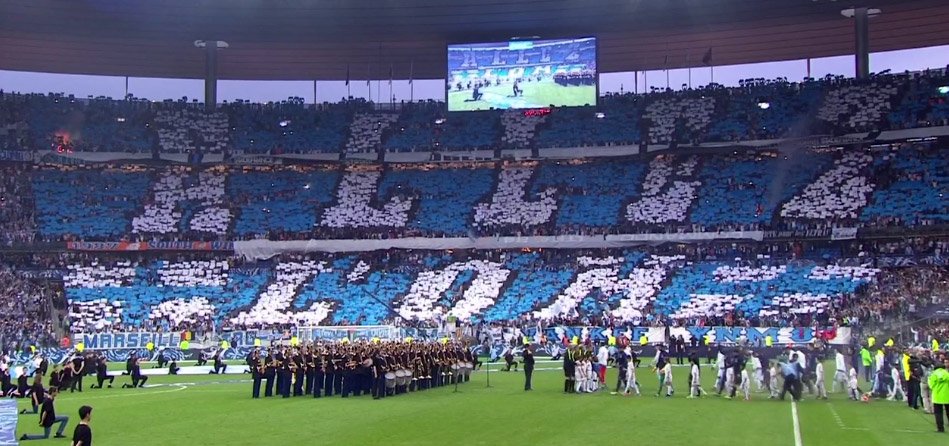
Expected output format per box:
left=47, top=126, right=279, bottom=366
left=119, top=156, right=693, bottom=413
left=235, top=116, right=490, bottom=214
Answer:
left=1, top=45, right=946, bottom=105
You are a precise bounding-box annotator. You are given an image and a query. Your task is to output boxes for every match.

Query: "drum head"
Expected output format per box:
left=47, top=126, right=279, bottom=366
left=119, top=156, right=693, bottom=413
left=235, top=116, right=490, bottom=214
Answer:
left=385, top=372, right=396, bottom=380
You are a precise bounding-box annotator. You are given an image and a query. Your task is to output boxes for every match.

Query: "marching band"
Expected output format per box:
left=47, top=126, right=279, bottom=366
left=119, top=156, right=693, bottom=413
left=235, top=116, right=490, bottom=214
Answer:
left=246, top=341, right=477, bottom=400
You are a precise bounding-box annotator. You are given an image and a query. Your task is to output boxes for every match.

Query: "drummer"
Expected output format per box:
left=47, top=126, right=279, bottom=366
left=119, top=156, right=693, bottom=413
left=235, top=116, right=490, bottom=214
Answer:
left=372, top=348, right=387, bottom=400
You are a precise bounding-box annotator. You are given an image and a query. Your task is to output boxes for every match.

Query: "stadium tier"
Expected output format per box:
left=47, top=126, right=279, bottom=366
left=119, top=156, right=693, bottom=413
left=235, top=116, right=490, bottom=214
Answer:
left=2, top=71, right=949, bottom=154
left=7, top=142, right=944, bottom=241
left=59, top=250, right=882, bottom=332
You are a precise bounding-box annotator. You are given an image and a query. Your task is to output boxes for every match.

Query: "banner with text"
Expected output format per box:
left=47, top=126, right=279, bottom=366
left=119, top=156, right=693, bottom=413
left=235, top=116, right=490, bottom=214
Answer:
left=67, top=241, right=233, bottom=252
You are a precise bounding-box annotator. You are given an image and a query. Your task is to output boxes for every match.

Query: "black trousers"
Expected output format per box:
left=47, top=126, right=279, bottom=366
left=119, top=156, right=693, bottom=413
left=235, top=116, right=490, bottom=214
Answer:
left=304, top=370, right=314, bottom=395
left=934, top=403, right=948, bottom=432
left=279, top=371, right=292, bottom=398
left=293, top=371, right=304, bottom=396
left=372, top=375, right=386, bottom=399
left=524, top=366, right=533, bottom=390
left=341, top=373, right=352, bottom=398
left=252, top=376, right=262, bottom=398
left=907, top=379, right=921, bottom=409
left=615, top=366, right=627, bottom=392
left=71, top=374, right=83, bottom=392
left=780, top=376, right=800, bottom=401
left=264, top=373, right=275, bottom=397
left=333, top=372, right=343, bottom=395
left=94, top=375, right=114, bottom=388
left=323, top=372, right=335, bottom=397
left=312, top=372, right=324, bottom=398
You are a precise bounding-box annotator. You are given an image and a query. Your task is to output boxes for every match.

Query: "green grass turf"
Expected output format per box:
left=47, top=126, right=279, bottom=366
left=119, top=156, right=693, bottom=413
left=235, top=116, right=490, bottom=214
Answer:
left=448, top=81, right=595, bottom=111
left=15, top=361, right=940, bottom=446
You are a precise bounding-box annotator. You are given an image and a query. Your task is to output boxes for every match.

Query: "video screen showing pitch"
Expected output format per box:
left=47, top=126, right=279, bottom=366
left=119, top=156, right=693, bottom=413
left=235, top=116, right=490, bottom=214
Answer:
left=447, top=37, right=596, bottom=111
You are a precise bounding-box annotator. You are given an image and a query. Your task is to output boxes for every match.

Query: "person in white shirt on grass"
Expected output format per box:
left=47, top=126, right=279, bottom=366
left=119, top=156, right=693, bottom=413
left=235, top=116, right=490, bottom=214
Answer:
left=833, top=349, right=849, bottom=393
left=714, top=348, right=727, bottom=394
left=688, top=357, right=707, bottom=398
left=815, top=361, right=828, bottom=399
left=848, top=367, right=862, bottom=401
left=795, top=348, right=813, bottom=395
left=587, top=359, right=600, bottom=393
left=597, top=345, right=610, bottom=388
left=574, top=357, right=589, bottom=393
left=740, top=369, right=751, bottom=401
left=768, top=361, right=781, bottom=399
left=624, top=358, right=641, bottom=396
left=751, top=352, right=764, bottom=392
left=724, top=364, right=736, bottom=399
left=661, top=362, right=674, bottom=397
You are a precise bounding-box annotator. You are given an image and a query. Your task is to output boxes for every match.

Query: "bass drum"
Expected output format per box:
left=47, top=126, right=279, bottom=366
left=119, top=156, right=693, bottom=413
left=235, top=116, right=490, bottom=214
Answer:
left=385, top=372, right=397, bottom=388
left=395, top=369, right=408, bottom=386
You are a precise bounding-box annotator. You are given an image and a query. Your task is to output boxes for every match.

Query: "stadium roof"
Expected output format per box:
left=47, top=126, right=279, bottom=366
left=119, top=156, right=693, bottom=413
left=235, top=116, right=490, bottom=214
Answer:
left=1, top=0, right=948, bottom=81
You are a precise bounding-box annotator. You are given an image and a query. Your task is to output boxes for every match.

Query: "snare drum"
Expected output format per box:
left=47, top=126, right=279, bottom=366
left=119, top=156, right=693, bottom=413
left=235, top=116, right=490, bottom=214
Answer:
left=385, top=371, right=397, bottom=388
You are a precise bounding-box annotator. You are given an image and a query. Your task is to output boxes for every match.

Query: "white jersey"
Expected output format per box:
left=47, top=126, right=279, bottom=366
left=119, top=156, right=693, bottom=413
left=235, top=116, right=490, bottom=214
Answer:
left=815, top=362, right=824, bottom=381
left=848, top=368, right=859, bottom=390
left=662, top=363, right=673, bottom=380
left=835, top=352, right=846, bottom=372
left=691, top=364, right=701, bottom=385
left=597, top=347, right=609, bottom=366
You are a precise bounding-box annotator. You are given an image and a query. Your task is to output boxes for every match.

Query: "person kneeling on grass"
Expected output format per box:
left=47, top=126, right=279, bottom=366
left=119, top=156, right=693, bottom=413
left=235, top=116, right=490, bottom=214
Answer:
left=20, top=387, right=68, bottom=441
left=122, top=357, right=148, bottom=388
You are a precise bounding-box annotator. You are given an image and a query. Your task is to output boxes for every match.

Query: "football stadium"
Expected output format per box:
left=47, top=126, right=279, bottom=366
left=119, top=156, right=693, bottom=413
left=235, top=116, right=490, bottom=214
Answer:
left=1, top=1, right=949, bottom=445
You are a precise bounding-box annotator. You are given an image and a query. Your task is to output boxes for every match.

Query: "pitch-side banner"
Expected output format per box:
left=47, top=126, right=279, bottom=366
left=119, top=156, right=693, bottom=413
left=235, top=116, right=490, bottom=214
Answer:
left=523, top=326, right=851, bottom=346
left=75, top=326, right=848, bottom=351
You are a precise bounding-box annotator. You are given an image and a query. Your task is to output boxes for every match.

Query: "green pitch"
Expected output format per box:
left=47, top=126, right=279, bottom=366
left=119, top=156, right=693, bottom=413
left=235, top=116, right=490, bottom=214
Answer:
left=448, top=81, right=596, bottom=111
left=16, top=361, right=938, bottom=446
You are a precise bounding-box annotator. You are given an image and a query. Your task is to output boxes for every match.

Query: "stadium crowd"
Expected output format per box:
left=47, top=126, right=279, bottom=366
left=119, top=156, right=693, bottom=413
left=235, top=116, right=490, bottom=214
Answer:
left=1, top=69, right=948, bottom=155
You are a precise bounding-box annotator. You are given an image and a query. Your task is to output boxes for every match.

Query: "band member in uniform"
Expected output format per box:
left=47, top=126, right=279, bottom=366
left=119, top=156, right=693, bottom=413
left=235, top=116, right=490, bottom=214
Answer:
left=312, top=350, right=324, bottom=398
left=249, top=350, right=262, bottom=398
left=303, top=348, right=316, bottom=396
left=263, top=350, right=277, bottom=397
left=292, top=349, right=305, bottom=397
left=323, top=351, right=336, bottom=397
left=279, top=351, right=293, bottom=398
left=372, top=349, right=387, bottom=400
left=523, top=345, right=535, bottom=391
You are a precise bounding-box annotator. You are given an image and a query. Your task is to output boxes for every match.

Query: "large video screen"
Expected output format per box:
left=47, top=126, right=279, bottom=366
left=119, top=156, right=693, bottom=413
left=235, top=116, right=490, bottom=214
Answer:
left=447, top=37, right=597, bottom=111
